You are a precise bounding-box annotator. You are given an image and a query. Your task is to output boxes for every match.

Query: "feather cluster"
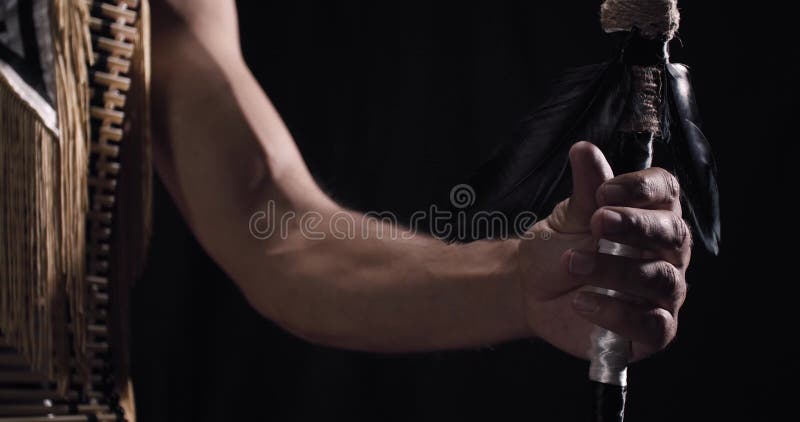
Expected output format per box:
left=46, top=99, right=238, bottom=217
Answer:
left=451, top=50, right=720, bottom=255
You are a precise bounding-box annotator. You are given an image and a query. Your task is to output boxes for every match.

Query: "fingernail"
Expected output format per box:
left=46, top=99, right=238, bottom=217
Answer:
left=602, top=184, right=627, bottom=205
left=602, top=210, right=626, bottom=234
left=569, top=251, right=596, bottom=275
left=573, top=293, right=600, bottom=313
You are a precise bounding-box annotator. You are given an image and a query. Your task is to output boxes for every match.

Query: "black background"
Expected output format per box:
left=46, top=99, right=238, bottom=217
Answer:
left=132, top=1, right=799, bottom=421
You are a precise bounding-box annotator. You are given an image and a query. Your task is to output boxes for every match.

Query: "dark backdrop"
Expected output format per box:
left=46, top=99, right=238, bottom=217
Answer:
left=132, top=1, right=799, bottom=421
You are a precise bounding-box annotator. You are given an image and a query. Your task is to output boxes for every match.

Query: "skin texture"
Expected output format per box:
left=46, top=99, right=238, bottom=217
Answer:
left=150, top=0, right=690, bottom=360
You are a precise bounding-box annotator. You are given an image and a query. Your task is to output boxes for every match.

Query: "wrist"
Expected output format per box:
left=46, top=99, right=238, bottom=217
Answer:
left=413, top=237, right=533, bottom=347
left=493, top=238, right=535, bottom=340
left=507, top=238, right=538, bottom=339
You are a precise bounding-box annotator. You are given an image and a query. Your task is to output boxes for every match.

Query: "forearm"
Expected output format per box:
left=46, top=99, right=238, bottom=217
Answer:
left=152, top=19, right=529, bottom=352
left=254, top=215, right=527, bottom=352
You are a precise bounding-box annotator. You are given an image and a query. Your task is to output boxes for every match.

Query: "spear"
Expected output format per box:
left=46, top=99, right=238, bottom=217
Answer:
left=451, top=0, right=720, bottom=420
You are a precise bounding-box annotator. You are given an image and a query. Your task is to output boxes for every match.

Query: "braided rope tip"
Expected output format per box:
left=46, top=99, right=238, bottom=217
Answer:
left=601, top=0, right=680, bottom=40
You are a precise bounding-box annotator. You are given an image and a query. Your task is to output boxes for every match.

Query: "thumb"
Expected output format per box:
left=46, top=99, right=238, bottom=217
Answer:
left=551, top=142, right=614, bottom=232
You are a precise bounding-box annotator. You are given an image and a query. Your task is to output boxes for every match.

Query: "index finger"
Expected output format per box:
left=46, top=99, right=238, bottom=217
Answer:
left=596, top=167, right=682, bottom=216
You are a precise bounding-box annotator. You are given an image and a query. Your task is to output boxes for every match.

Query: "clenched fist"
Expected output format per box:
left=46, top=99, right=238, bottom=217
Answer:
left=519, top=142, right=690, bottom=361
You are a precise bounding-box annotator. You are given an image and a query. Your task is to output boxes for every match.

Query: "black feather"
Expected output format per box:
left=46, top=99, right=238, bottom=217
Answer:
left=452, top=62, right=630, bottom=241
left=665, top=64, right=721, bottom=255
left=449, top=59, right=720, bottom=255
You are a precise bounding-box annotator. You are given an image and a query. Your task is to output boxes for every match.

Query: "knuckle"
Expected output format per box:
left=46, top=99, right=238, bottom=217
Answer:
left=647, top=311, right=676, bottom=348
left=633, top=212, right=658, bottom=238
left=655, top=262, right=685, bottom=304
left=670, top=214, right=691, bottom=250
left=628, top=262, right=652, bottom=286
left=656, top=168, right=681, bottom=202
left=630, top=174, right=654, bottom=201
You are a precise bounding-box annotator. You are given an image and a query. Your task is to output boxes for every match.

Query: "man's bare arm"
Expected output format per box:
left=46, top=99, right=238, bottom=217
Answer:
left=151, top=1, right=529, bottom=352
left=151, top=0, right=691, bottom=358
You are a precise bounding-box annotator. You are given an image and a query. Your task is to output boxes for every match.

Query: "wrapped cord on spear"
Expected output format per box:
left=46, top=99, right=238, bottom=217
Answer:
left=450, top=0, right=719, bottom=420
